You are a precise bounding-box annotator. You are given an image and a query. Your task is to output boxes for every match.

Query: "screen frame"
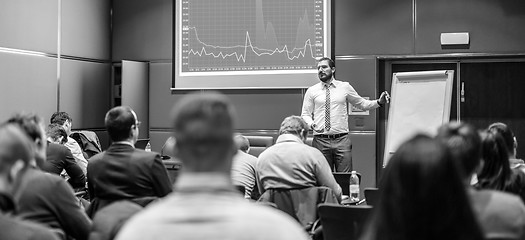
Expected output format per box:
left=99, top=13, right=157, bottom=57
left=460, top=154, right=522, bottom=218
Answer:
left=171, top=0, right=332, bottom=90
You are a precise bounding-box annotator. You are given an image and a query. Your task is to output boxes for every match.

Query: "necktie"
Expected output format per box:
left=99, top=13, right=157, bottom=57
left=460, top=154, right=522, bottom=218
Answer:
left=325, top=84, right=331, bottom=131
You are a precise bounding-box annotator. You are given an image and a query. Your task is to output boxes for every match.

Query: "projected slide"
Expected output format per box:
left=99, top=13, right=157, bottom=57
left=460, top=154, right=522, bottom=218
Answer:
left=174, top=0, right=331, bottom=89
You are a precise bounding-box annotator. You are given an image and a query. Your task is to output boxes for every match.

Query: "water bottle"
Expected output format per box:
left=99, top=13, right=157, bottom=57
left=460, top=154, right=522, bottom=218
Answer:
left=349, top=171, right=360, bottom=202
left=145, top=142, right=152, bottom=152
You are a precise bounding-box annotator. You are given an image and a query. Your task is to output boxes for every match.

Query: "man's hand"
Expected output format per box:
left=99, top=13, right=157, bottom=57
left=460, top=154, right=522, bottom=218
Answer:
left=379, top=91, right=390, bottom=105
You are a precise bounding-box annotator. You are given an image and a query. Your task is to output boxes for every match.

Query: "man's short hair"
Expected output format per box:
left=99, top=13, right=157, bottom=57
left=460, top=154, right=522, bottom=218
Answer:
left=0, top=124, right=34, bottom=173
left=7, top=113, right=45, bottom=143
left=234, top=135, right=250, bottom=153
left=171, top=92, right=235, bottom=161
left=488, top=122, right=515, bottom=155
left=50, top=111, right=72, bottom=125
left=318, top=57, right=335, bottom=68
left=105, top=106, right=136, bottom=142
left=279, top=116, right=308, bottom=136
left=436, top=122, right=482, bottom=176
left=46, top=123, right=68, bottom=144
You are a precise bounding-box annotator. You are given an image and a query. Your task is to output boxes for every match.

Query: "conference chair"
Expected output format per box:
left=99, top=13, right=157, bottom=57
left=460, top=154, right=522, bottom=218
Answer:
left=244, top=135, right=273, bottom=157
left=318, top=204, right=373, bottom=240
left=364, top=188, right=379, bottom=206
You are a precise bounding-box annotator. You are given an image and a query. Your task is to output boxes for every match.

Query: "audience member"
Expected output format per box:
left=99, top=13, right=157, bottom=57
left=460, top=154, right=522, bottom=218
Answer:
left=7, top=113, right=91, bottom=240
left=256, top=115, right=342, bottom=201
left=437, top=122, right=525, bottom=239
left=361, top=134, right=483, bottom=240
left=0, top=124, right=60, bottom=240
left=87, top=106, right=172, bottom=217
left=44, top=124, right=86, bottom=189
left=475, top=129, right=525, bottom=202
left=116, top=92, right=309, bottom=240
left=50, top=112, right=88, bottom=174
left=231, top=134, right=257, bottom=198
left=488, top=122, right=525, bottom=171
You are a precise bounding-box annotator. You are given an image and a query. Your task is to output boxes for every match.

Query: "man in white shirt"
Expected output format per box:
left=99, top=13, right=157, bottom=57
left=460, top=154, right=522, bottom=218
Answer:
left=116, top=92, right=309, bottom=240
left=301, top=57, right=389, bottom=172
left=50, top=112, right=88, bottom=174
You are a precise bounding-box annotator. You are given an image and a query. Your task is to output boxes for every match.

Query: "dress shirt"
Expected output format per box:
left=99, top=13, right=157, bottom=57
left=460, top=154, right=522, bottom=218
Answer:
left=115, top=173, right=309, bottom=240
left=231, top=150, right=257, bottom=198
left=468, top=188, right=525, bottom=239
left=65, top=136, right=88, bottom=174
left=256, top=134, right=342, bottom=199
left=301, top=79, right=379, bottom=135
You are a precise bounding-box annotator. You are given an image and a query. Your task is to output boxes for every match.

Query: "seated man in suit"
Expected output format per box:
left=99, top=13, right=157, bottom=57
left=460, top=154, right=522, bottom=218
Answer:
left=116, top=92, right=309, bottom=240
left=87, top=106, right=172, bottom=217
left=0, top=124, right=59, bottom=240
left=256, top=115, right=342, bottom=202
left=7, top=113, right=91, bottom=240
left=437, top=122, right=525, bottom=239
left=44, top=124, right=86, bottom=189
left=231, top=134, right=257, bottom=198
left=50, top=112, right=88, bottom=174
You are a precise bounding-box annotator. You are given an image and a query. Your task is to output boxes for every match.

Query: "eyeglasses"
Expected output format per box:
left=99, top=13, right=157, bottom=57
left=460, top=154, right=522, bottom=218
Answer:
left=135, top=121, right=141, bottom=127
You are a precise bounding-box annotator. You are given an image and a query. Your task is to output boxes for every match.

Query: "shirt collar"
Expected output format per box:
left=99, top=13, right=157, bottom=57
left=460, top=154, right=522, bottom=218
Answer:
left=113, top=141, right=135, bottom=148
left=276, top=134, right=304, bottom=144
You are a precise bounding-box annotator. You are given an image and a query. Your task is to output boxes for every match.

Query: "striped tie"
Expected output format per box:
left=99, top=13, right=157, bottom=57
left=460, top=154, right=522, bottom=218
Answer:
left=325, top=84, right=331, bottom=131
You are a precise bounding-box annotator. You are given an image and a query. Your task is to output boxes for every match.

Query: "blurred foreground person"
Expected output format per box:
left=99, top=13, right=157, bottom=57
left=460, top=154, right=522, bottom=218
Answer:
left=116, top=92, right=308, bottom=240
left=0, top=124, right=59, bottom=240
left=437, top=122, right=525, bottom=239
left=8, top=113, right=91, bottom=240
left=361, top=135, right=483, bottom=240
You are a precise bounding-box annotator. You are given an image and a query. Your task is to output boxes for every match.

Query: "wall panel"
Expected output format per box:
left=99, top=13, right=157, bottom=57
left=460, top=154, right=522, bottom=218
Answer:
left=416, top=0, right=525, bottom=54
left=62, top=0, right=111, bottom=60
left=60, top=59, right=111, bottom=129
left=0, top=52, right=57, bottom=122
left=0, top=0, right=58, bottom=53
left=334, top=0, right=413, bottom=55
left=112, top=0, right=172, bottom=61
left=335, top=58, right=378, bottom=131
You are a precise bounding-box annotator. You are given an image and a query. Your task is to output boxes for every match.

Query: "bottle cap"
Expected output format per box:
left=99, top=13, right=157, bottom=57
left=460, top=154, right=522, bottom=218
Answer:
left=351, top=170, right=356, bottom=174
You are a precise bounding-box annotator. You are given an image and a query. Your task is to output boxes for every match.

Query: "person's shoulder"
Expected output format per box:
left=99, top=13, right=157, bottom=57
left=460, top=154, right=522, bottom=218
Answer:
left=471, top=188, right=525, bottom=209
left=236, top=203, right=310, bottom=239
left=0, top=216, right=60, bottom=240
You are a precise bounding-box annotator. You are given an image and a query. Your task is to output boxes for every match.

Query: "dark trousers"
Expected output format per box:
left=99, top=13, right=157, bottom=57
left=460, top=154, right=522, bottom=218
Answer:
left=312, top=134, right=352, bottom=172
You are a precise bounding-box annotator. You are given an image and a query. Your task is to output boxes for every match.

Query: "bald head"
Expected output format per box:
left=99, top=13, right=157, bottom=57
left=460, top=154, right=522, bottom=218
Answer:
left=171, top=92, right=236, bottom=172
left=234, top=135, right=250, bottom=153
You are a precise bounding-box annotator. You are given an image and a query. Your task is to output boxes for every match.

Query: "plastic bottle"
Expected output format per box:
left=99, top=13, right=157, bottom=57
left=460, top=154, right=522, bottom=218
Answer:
left=349, top=171, right=360, bottom=202
left=145, top=142, right=152, bottom=152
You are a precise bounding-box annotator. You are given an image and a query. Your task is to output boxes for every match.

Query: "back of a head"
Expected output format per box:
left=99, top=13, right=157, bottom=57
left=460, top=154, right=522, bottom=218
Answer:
left=105, top=106, right=136, bottom=142
left=234, top=135, right=250, bottom=153
left=0, top=124, right=34, bottom=174
left=436, top=122, right=481, bottom=177
left=368, top=134, right=483, bottom=240
left=50, top=111, right=72, bottom=125
left=279, top=115, right=308, bottom=139
left=477, top=130, right=512, bottom=190
left=488, top=122, right=515, bottom=156
left=6, top=113, right=46, bottom=167
left=46, top=123, right=68, bottom=144
left=171, top=92, right=235, bottom=172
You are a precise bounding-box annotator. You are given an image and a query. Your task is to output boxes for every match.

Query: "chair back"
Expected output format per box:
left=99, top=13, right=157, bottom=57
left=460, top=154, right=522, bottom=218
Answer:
left=257, top=187, right=339, bottom=229
left=318, top=204, right=373, bottom=240
left=245, top=135, right=273, bottom=157
left=333, top=172, right=362, bottom=195
left=364, top=188, right=379, bottom=206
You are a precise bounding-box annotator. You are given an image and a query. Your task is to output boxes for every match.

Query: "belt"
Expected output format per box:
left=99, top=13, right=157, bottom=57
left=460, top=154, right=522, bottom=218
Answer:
left=315, top=133, right=348, bottom=139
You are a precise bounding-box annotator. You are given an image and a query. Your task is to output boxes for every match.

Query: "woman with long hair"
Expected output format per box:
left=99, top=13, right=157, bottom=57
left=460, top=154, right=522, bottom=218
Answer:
left=361, top=134, right=483, bottom=240
left=476, top=130, right=525, bottom=202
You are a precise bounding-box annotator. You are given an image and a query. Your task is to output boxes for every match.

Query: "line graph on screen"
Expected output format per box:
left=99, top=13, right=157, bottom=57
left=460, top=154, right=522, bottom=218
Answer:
left=178, top=0, right=328, bottom=76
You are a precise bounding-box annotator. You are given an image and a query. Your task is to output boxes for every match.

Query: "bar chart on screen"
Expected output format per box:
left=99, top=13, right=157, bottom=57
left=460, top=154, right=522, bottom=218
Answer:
left=178, top=0, right=328, bottom=76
